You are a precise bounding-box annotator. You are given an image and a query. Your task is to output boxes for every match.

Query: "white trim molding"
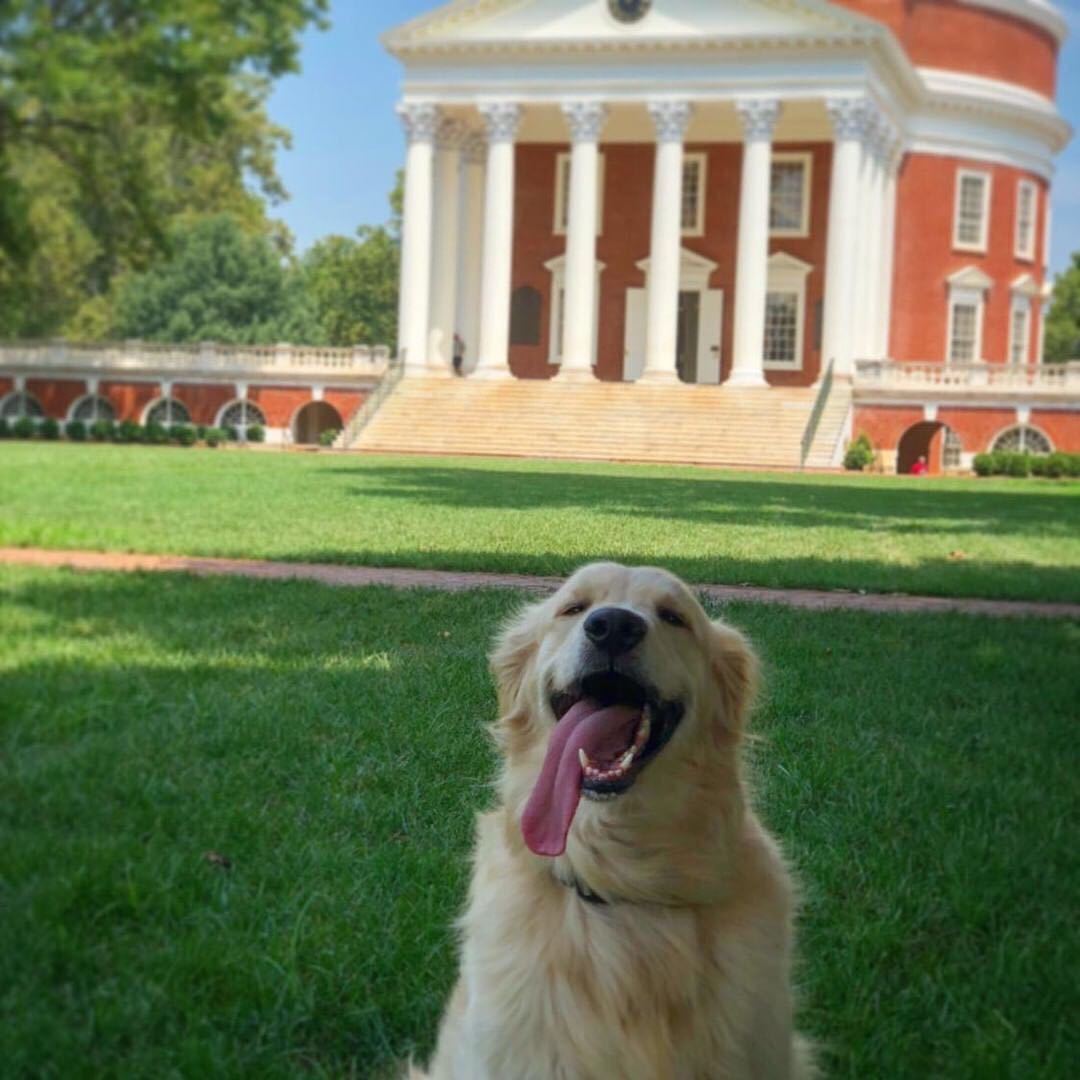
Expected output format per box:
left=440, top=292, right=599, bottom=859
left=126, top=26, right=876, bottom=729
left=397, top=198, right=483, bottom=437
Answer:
left=952, top=168, right=992, bottom=253
left=1014, top=178, right=1038, bottom=261
left=946, top=266, right=993, bottom=364
left=680, top=152, right=707, bottom=238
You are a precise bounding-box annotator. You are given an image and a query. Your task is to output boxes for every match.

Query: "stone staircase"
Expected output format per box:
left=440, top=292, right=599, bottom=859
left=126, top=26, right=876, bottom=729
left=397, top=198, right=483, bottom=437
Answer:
left=350, top=375, right=851, bottom=470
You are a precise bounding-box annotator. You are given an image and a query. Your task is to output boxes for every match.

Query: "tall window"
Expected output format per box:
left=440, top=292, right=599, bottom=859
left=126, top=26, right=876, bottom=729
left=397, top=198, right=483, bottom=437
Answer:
left=1015, top=180, right=1037, bottom=260
left=509, top=286, right=542, bottom=346
left=953, top=170, right=990, bottom=252
left=1009, top=301, right=1031, bottom=366
left=948, top=301, right=979, bottom=362
left=553, top=152, right=605, bottom=235
left=942, top=427, right=963, bottom=470
left=762, top=252, right=811, bottom=370
left=769, top=153, right=811, bottom=237
left=681, top=154, right=706, bottom=236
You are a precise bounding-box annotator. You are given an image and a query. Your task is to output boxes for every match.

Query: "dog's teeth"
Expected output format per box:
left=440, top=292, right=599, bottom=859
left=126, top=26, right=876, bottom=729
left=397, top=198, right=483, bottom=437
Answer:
left=618, top=748, right=635, bottom=771
left=578, top=748, right=590, bottom=770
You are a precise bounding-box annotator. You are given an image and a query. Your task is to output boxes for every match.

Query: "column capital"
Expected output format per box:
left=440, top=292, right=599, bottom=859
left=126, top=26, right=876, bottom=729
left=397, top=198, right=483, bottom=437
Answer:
left=435, top=116, right=468, bottom=152
left=479, top=102, right=523, bottom=143
left=734, top=98, right=781, bottom=141
left=646, top=100, right=693, bottom=143
left=461, top=131, right=487, bottom=165
left=561, top=100, right=608, bottom=143
left=396, top=102, right=440, bottom=144
left=825, top=96, right=875, bottom=142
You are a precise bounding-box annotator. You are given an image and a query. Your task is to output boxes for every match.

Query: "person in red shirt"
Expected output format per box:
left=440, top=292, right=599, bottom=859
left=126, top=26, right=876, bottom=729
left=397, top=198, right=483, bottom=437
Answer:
left=910, top=455, right=929, bottom=476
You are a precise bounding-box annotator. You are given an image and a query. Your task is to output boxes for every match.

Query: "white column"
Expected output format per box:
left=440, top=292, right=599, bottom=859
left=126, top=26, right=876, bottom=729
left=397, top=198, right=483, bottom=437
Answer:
left=877, top=137, right=903, bottom=359
left=850, top=123, right=876, bottom=362
left=642, top=100, right=693, bottom=383
left=559, top=101, right=607, bottom=380
left=474, top=103, right=523, bottom=379
left=728, top=98, right=781, bottom=388
left=861, top=121, right=887, bottom=360
left=427, top=115, right=465, bottom=376
left=822, top=98, right=869, bottom=379
left=396, top=103, right=439, bottom=374
left=457, top=133, right=486, bottom=374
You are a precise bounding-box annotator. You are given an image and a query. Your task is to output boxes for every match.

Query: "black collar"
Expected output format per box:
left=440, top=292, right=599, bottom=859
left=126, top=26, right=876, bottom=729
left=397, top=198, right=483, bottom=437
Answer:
left=555, top=871, right=609, bottom=906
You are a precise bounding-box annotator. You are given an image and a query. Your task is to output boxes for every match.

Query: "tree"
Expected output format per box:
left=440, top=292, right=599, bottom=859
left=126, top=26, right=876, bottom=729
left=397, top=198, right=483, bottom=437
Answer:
left=0, top=0, right=327, bottom=337
left=111, top=215, right=320, bottom=344
left=1045, top=252, right=1080, bottom=362
left=297, top=173, right=402, bottom=346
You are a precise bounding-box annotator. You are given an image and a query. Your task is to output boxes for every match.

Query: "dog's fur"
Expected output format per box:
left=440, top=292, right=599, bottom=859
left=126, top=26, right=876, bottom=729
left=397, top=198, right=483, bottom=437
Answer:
left=413, top=563, right=812, bottom=1079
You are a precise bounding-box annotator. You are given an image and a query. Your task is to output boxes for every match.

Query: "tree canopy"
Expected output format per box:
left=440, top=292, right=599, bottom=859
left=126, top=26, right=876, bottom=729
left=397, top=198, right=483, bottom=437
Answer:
left=1045, top=252, right=1080, bottom=363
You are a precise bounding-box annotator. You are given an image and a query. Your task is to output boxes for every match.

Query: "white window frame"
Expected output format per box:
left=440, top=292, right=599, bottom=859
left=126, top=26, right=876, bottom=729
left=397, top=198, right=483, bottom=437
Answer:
left=762, top=251, right=812, bottom=371
left=1008, top=296, right=1031, bottom=367
left=553, top=152, right=606, bottom=236
left=544, top=255, right=605, bottom=364
left=769, top=151, right=812, bottom=238
left=142, top=396, right=191, bottom=426
left=990, top=424, right=1053, bottom=455
left=953, top=169, right=992, bottom=254
left=1015, top=180, right=1037, bottom=261
left=946, top=288, right=985, bottom=363
left=215, top=399, right=266, bottom=431
left=66, top=394, right=116, bottom=423
left=681, top=152, right=707, bottom=238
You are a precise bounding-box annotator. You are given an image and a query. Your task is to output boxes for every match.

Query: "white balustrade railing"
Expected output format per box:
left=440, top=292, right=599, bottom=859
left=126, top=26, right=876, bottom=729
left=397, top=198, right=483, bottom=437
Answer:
left=855, top=359, right=1080, bottom=395
left=0, top=340, right=391, bottom=380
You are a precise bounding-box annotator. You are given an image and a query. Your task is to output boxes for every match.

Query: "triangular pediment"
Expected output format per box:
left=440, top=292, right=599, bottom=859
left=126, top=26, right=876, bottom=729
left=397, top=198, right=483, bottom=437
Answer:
left=947, top=266, right=994, bottom=292
left=386, top=0, right=877, bottom=55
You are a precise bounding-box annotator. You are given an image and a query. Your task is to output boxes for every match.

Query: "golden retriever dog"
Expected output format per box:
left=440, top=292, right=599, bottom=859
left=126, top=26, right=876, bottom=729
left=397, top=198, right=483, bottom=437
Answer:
left=413, top=562, right=812, bottom=1079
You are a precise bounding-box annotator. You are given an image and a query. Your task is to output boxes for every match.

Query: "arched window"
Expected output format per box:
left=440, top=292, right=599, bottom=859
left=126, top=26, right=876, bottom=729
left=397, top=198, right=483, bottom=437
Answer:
left=510, top=286, right=542, bottom=346
left=145, top=398, right=191, bottom=426
left=69, top=395, right=116, bottom=423
left=218, top=400, right=266, bottom=430
left=0, top=392, right=44, bottom=420
left=991, top=426, right=1052, bottom=455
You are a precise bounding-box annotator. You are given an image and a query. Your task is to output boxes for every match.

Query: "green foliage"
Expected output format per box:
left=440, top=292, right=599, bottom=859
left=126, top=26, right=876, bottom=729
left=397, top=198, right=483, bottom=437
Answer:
left=975, top=450, right=1080, bottom=479
left=38, top=418, right=60, bottom=440
left=170, top=424, right=197, bottom=447
left=114, top=420, right=142, bottom=444
left=203, top=427, right=225, bottom=447
left=0, top=0, right=328, bottom=338
left=972, top=453, right=993, bottom=477
left=143, top=422, right=169, bottom=445
left=12, top=416, right=35, bottom=439
left=843, top=433, right=874, bottom=472
left=220, top=424, right=239, bottom=442
left=90, top=419, right=115, bottom=442
left=318, top=428, right=340, bottom=448
left=65, top=419, right=87, bottom=442
left=1045, top=252, right=1080, bottom=362
left=0, top=417, right=9, bottom=439
left=246, top=424, right=266, bottom=443
left=111, top=215, right=319, bottom=344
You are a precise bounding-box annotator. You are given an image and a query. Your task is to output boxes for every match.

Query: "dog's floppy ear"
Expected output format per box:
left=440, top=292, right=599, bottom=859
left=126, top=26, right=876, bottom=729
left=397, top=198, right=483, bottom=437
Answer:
left=708, top=618, right=759, bottom=740
left=489, top=598, right=544, bottom=715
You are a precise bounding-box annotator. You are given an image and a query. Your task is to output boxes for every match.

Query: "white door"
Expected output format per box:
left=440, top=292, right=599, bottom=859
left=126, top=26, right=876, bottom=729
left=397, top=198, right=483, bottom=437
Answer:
left=697, top=289, right=724, bottom=384
left=623, top=288, right=647, bottom=380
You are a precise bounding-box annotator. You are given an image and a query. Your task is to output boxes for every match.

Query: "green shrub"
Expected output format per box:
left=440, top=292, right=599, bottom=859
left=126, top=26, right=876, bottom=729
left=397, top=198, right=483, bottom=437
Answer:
left=144, top=421, right=169, bottom=445
left=170, top=424, right=197, bottom=446
left=195, top=425, right=207, bottom=440
left=972, top=453, right=993, bottom=477
left=38, top=417, right=61, bottom=440
left=318, top=427, right=341, bottom=448
left=843, top=433, right=874, bottom=472
left=114, top=419, right=142, bottom=443
left=0, top=417, right=10, bottom=439
left=66, top=420, right=88, bottom=442
left=90, top=419, right=115, bottom=442
left=1062, top=452, right=1080, bottom=478
left=1040, top=453, right=1067, bottom=479
left=1005, top=452, right=1030, bottom=478
left=13, top=416, right=36, bottom=439
left=204, top=427, right=225, bottom=447
left=246, top=424, right=265, bottom=443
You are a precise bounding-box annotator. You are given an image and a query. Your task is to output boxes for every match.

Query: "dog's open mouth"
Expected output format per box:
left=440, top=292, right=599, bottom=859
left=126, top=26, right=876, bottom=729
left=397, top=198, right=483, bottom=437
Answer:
left=521, top=670, right=684, bottom=857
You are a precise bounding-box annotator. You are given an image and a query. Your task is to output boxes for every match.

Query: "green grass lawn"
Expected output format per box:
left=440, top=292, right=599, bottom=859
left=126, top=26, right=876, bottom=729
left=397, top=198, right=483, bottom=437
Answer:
left=2, top=442, right=1080, bottom=602
left=2, top=565, right=1077, bottom=1077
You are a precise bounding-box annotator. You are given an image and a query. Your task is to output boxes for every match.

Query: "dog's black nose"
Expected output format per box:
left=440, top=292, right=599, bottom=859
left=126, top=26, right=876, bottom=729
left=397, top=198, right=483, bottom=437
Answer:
left=584, top=606, right=647, bottom=657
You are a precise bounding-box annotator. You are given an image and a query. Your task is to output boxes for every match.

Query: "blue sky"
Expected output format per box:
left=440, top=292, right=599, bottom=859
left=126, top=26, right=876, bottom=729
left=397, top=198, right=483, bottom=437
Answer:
left=268, top=0, right=1080, bottom=277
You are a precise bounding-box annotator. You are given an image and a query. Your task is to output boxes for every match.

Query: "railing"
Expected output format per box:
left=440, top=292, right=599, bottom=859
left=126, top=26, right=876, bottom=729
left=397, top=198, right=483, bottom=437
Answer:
left=0, top=340, right=391, bottom=381
left=800, top=358, right=834, bottom=468
left=335, top=352, right=406, bottom=449
left=855, top=359, right=1080, bottom=394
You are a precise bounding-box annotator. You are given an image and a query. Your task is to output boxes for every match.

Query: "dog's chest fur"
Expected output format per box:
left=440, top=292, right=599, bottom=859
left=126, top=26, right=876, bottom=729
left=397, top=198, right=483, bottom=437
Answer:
left=439, top=811, right=791, bottom=1080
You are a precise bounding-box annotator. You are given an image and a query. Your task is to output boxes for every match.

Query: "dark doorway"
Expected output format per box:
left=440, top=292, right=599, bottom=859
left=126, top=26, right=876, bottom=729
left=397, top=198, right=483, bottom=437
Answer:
left=293, top=400, right=344, bottom=445
left=676, top=290, right=700, bottom=383
left=897, top=421, right=945, bottom=475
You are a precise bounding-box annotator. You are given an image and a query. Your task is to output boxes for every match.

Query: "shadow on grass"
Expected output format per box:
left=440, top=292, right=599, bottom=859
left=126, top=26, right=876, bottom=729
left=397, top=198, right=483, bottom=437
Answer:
left=328, top=463, right=1080, bottom=539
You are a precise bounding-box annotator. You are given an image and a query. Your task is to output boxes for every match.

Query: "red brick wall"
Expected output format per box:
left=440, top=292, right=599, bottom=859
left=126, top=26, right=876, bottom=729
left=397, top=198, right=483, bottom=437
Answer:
left=1033, top=411, right=1080, bottom=453
left=26, top=378, right=86, bottom=419
left=0, top=377, right=13, bottom=399
left=512, top=141, right=831, bottom=386
left=101, top=381, right=160, bottom=422
left=171, top=383, right=235, bottom=426
left=890, top=154, right=1048, bottom=364
left=323, top=390, right=366, bottom=424
left=832, top=0, right=1058, bottom=97
left=246, top=386, right=315, bottom=428
left=853, top=406, right=925, bottom=450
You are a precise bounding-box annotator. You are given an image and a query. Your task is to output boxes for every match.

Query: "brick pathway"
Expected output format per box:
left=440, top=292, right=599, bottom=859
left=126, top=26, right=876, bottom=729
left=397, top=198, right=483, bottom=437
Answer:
left=2, top=546, right=1077, bottom=620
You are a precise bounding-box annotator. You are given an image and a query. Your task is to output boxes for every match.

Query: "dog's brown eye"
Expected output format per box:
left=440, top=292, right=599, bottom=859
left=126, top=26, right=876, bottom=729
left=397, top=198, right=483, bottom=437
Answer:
left=560, top=602, right=587, bottom=618
left=658, top=607, right=688, bottom=629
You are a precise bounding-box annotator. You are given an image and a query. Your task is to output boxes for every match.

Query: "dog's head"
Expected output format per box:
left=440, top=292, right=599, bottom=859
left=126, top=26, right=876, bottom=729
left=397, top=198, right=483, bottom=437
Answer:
left=491, top=562, right=758, bottom=882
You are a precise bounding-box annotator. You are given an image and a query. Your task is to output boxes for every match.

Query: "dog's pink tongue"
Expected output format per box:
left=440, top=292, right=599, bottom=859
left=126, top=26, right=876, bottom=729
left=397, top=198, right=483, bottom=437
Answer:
left=521, top=699, right=640, bottom=857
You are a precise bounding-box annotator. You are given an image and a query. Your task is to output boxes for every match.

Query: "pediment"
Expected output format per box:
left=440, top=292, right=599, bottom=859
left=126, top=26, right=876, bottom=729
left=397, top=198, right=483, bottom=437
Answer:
left=947, top=265, right=994, bottom=291
left=636, top=246, right=719, bottom=278
left=386, top=0, right=876, bottom=55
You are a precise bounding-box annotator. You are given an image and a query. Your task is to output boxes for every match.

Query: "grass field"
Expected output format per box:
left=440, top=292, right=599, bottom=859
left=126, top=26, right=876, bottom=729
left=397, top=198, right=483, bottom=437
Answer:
left=2, top=565, right=1077, bottom=1077
left=2, top=442, right=1079, bottom=602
